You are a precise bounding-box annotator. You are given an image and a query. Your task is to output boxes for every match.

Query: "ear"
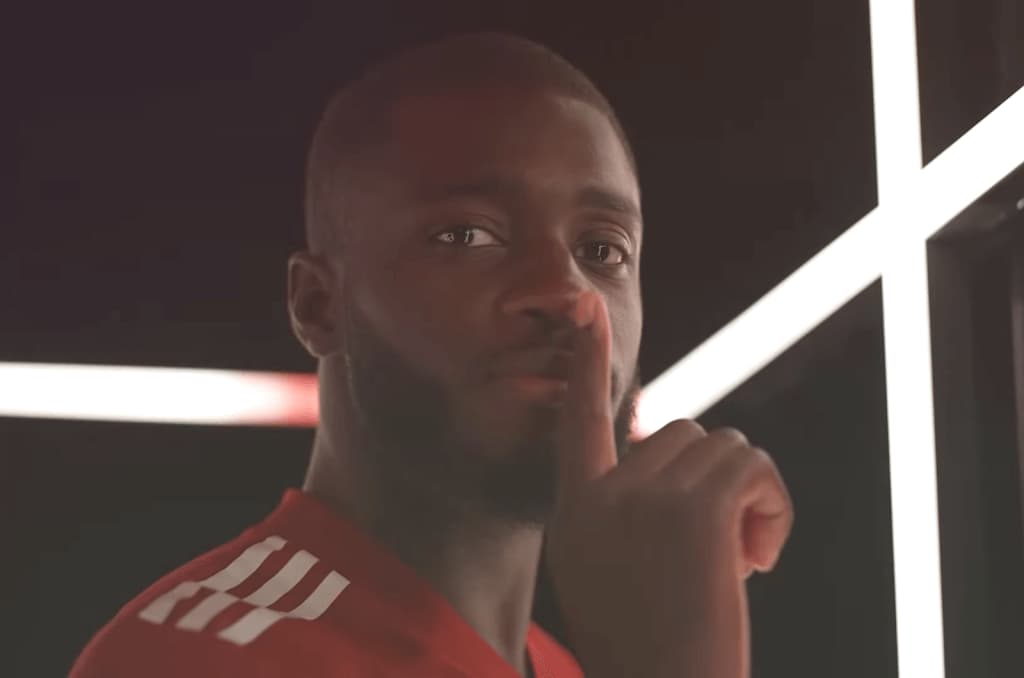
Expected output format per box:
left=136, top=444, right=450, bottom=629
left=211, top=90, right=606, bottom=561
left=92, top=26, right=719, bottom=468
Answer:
left=287, top=251, right=344, bottom=358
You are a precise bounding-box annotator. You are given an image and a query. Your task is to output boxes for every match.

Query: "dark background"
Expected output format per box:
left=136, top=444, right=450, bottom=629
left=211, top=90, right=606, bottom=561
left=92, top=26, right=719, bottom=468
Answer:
left=6, top=1, right=1022, bottom=676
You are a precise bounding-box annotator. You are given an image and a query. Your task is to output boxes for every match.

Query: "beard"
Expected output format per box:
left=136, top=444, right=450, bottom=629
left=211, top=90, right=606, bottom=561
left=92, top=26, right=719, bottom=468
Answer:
left=339, top=298, right=639, bottom=528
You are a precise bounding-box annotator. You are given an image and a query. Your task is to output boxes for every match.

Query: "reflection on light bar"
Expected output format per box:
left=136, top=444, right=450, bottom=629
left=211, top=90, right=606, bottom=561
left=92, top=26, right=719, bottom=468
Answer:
left=0, top=363, right=318, bottom=426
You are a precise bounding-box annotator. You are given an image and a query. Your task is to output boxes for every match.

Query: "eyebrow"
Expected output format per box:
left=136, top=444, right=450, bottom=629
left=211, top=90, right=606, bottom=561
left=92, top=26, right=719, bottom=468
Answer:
left=423, top=174, right=643, bottom=224
left=576, top=185, right=642, bottom=222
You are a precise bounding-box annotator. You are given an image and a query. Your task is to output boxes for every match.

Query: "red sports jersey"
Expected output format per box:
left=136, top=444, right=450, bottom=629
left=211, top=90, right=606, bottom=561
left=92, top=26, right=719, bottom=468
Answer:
left=70, top=489, right=583, bottom=678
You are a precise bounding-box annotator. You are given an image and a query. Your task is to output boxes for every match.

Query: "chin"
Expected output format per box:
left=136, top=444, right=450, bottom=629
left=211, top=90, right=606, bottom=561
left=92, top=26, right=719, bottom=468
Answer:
left=438, top=431, right=552, bottom=523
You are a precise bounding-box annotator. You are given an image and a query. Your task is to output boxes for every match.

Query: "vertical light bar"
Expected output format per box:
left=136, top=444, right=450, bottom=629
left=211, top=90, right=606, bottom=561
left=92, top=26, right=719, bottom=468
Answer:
left=869, top=0, right=945, bottom=675
left=881, top=241, right=946, bottom=678
left=869, top=0, right=923, bottom=201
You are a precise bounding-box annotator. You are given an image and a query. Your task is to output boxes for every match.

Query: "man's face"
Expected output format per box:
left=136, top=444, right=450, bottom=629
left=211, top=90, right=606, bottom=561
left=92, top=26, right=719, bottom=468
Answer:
left=329, top=86, right=643, bottom=524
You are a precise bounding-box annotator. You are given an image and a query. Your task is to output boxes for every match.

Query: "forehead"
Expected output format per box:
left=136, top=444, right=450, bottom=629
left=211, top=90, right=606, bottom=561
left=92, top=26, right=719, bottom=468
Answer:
left=383, top=87, right=638, bottom=206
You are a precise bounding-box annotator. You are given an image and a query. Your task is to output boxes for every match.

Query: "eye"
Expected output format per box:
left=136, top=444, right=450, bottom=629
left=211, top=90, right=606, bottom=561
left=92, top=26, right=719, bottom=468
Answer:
left=433, top=225, right=503, bottom=247
left=574, top=240, right=629, bottom=266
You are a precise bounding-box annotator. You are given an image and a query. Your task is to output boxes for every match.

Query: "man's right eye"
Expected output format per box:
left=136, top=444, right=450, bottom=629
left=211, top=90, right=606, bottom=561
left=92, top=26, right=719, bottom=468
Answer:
left=433, top=226, right=503, bottom=247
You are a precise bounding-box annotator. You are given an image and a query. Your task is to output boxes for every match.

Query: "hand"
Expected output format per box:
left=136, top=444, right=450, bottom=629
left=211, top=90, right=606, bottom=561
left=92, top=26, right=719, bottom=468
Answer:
left=545, top=292, right=794, bottom=678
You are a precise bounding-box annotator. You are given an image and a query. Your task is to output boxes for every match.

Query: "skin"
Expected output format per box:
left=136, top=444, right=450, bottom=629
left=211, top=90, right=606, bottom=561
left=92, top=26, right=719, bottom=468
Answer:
left=546, top=296, right=793, bottom=678
left=288, top=85, right=643, bottom=675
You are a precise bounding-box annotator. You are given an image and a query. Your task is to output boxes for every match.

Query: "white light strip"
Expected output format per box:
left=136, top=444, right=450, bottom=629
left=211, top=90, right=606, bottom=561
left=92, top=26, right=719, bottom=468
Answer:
left=635, top=81, right=1024, bottom=433
left=882, top=240, right=945, bottom=678
left=0, top=363, right=318, bottom=426
left=869, top=0, right=923, bottom=202
left=870, top=0, right=943, bottom=675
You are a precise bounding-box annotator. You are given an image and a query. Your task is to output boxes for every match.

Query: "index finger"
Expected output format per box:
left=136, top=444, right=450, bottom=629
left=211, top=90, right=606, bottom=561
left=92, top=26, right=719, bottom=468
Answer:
left=556, top=292, right=618, bottom=501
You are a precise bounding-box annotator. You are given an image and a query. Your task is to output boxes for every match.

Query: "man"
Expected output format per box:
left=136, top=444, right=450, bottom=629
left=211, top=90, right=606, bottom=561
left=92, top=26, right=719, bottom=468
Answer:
left=71, top=32, right=792, bottom=678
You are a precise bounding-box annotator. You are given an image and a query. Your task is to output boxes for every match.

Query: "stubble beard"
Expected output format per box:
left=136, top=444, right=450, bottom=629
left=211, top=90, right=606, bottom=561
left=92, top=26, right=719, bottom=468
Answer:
left=340, top=300, right=638, bottom=528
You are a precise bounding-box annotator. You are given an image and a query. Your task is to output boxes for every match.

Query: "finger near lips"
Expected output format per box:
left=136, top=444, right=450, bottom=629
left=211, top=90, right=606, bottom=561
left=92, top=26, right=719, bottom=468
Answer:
left=556, top=292, right=617, bottom=500
left=552, top=292, right=793, bottom=575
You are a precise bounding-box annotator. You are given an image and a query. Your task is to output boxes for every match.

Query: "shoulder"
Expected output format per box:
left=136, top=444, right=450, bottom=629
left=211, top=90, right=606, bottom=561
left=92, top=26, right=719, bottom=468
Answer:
left=70, top=531, right=359, bottom=678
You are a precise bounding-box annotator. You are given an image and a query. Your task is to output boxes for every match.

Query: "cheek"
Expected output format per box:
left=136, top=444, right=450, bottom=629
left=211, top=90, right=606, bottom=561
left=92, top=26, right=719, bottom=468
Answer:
left=608, top=298, right=642, bottom=383
left=352, top=265, right=486, bottom=382
left=608, top=293, right=642, bottom=349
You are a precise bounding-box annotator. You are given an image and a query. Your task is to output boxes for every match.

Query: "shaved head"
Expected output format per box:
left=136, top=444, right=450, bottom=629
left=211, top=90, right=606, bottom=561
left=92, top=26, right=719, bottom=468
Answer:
left=304, top=32, right=637, bottom=256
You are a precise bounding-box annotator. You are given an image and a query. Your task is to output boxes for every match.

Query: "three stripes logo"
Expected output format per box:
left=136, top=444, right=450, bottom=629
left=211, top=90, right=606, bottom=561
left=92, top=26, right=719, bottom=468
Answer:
left=138, top=535, right=349, bottom=646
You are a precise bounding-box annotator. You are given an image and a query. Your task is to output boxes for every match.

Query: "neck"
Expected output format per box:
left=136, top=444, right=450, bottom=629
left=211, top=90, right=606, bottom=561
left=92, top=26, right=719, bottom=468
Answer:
left=303, top=430, right=543, bottom=677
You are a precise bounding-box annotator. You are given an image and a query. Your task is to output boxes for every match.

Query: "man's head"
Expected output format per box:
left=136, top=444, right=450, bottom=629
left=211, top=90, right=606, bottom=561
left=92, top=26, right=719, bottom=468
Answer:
left=289, top=32, right=644, bottom=526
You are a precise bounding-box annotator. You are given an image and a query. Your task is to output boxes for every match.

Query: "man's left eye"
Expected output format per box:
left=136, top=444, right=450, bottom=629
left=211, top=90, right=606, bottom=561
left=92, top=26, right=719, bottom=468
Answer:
left=575, top=241, right=628, bottom=265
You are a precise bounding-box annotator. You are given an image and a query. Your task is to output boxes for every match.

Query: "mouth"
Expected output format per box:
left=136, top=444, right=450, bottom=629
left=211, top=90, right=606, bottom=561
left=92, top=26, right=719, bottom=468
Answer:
left=487, top=347, right=574, bottom=403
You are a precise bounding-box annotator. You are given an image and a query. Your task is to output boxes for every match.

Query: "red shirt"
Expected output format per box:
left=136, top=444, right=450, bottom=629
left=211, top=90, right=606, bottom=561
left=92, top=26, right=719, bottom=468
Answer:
left=70, top=489, right=583, bottom=678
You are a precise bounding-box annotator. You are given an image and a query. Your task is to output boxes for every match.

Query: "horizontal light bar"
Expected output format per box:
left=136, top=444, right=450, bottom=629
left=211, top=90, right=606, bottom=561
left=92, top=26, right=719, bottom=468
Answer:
left=635, top=81, right=1024, bottom=434
left=0, top=363, right=318, bottom=426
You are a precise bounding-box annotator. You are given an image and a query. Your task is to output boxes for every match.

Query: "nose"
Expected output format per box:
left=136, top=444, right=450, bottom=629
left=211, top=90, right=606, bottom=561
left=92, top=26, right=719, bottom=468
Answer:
left=498, top=240, right=590, bottom=333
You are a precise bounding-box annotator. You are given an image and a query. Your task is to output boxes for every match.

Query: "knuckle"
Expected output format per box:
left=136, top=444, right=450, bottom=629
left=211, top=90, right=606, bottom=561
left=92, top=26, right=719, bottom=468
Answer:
left=665, top=418, right=706, bottom=438
left=745, top=446, right=779, bottom=478
left=711, top=426, right=748, bottom=446
left=748, top=445, right=774, bottom=465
